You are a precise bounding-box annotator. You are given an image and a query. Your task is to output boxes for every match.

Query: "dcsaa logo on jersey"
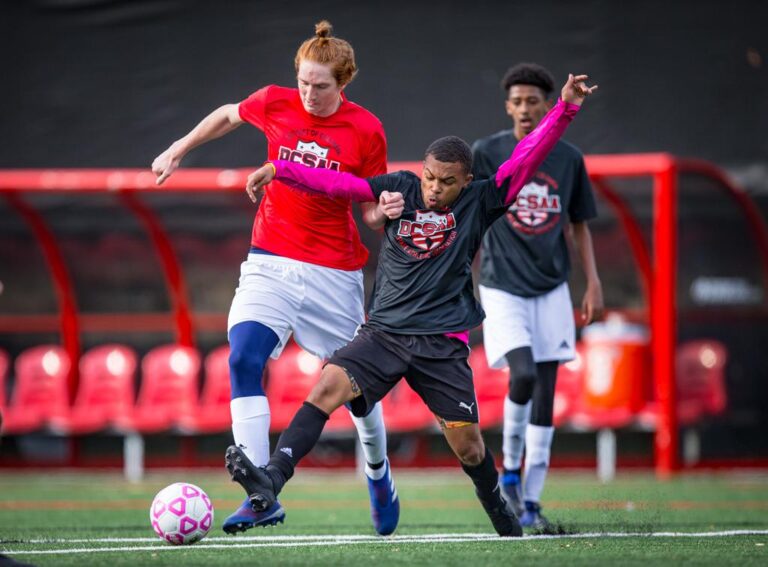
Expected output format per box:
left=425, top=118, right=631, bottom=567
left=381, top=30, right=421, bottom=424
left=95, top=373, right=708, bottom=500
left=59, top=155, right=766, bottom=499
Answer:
left=507, top=179, right=562, bottom=234
left=278, top=140, right=340, bottom=170
left=396, top=209, right=457, bottom=259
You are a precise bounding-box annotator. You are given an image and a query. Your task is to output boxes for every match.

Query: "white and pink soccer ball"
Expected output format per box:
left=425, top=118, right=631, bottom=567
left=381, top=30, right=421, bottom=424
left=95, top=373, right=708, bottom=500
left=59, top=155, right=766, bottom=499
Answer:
left=150, top=482, right=214, bottom=545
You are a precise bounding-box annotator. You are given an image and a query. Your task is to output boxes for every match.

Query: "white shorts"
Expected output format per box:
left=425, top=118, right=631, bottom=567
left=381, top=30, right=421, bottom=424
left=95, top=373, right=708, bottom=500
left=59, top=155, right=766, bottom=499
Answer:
left=227, top=253, right=365, bottom=360
left=479, top=281, right=575, bottom=368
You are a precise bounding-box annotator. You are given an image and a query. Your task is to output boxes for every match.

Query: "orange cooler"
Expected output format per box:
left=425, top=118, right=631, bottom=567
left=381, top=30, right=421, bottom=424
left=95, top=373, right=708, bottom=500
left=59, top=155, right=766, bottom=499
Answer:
left=582, top=318, right=651, bottom=412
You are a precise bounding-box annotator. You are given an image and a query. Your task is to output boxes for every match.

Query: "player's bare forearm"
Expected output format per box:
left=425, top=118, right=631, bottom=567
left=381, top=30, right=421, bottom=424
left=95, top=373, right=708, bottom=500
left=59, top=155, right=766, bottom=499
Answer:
left=152, top=104, right=242, bottom=185
left=362, top=202, right=386, bottom=229
left=572, top=222, right=604, bottom=323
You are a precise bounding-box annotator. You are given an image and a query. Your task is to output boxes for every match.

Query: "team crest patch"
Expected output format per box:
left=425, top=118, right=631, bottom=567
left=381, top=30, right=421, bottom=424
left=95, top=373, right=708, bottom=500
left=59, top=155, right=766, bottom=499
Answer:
left=507, top=180, right=561, bottom=234
left=296, top=141, right=328, bottom=158
left=396, top=209, right=458, bottom=259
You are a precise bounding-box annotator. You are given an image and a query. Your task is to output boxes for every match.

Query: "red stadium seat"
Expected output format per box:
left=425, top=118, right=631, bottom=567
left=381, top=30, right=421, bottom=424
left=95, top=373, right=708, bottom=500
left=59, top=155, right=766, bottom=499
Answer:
left=638, top=339, right=728, bottom=428
left=468, top=345, right=508, bottom=429
left=380, top=380, right=436, bottom=432
left=116, top=344, right=201, bottom=433
left=3, top=345, right=71, bottom=434
left=676, top=340, right=728, bottom=423
left=178, top=345, right=232, bottom=433
left=267, top=341, right=353, bottom=433
left=50, top=344, right=138, bottom=434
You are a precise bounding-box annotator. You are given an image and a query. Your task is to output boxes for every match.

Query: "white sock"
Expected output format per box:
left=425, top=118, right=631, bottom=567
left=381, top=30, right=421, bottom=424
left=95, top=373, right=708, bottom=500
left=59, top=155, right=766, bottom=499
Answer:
left=350, top=402, right=387, bottom=480
left=503, top=398, right=531, bottom=471
left=230, top=396, right=271, bottom=467
left=523, top=424, right=555, bottom=503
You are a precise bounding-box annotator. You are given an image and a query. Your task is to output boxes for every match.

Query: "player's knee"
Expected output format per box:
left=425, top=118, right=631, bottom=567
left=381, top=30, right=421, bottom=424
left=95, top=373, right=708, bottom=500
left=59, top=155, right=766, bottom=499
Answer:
left=454, top=440, right=485, bottom=466
left=448, top=426, right=485, bottom=466
left=228, top=321, right=278, bottom=398
left=307, top=366, right=352, bottom=408
left=505, top=347, right=537, bottom=404
left=508, top=370, right=536, bottom=404
left=228, top=346, right=268, bottom=397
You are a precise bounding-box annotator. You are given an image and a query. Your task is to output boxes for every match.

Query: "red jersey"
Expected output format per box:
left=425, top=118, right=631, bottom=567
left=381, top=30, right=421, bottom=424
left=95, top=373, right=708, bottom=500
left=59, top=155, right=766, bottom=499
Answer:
left=238, top=85, right=387, bottom=270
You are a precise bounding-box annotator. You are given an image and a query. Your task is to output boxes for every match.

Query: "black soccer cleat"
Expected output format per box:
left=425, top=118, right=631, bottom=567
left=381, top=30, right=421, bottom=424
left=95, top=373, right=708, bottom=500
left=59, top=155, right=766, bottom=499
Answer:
left=477, top=485, right=523, bottom=537
left=225, top=444, right=278, bottom=513
left=485, top=499, right=523, bottom=537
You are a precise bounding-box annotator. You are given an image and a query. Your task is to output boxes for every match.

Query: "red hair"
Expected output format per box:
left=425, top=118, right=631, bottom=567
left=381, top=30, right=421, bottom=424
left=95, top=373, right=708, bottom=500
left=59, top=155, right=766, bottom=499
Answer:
left=295, top=21, right=357, bottom=86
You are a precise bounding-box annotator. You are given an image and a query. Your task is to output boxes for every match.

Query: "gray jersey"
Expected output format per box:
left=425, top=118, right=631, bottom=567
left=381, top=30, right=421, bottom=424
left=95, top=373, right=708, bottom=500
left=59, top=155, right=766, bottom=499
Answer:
left=472, top=130, right=596, bottom=297
left=365, top=171, right=508, bottom=334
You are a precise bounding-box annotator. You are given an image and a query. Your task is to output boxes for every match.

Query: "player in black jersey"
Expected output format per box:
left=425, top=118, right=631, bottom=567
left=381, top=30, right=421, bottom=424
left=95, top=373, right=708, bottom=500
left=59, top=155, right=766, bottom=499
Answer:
left=472, top=63, right=604, bottom=528
left=225, top=73, right=596, bottom=537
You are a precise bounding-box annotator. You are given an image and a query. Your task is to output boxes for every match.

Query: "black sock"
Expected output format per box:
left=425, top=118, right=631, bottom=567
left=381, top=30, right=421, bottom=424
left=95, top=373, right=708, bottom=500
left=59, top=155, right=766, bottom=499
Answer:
left=461, top=447, right=504, bottom=511
left=266, top=401, right=329, bottom=494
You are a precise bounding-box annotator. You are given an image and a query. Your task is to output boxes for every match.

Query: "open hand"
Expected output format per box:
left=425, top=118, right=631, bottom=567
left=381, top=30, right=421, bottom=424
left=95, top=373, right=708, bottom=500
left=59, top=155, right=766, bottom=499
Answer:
left=245, top=163, right=276, bottom=203
left=561, top=74, right=598, bottom=106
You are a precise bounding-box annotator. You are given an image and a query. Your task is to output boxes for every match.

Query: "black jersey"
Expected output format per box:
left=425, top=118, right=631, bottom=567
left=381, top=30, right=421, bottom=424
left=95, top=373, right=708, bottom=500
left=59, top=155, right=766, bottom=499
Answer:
left=365, top=171, right=508, bottom=334
left=472, top=131, right=597, bottom=297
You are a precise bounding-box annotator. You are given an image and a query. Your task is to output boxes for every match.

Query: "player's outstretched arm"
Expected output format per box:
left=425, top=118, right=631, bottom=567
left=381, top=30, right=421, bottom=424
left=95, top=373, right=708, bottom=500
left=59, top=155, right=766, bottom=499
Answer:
left=152, top=104, right=243, bottom=185
left=496, top=73, right=597, bottom=205
left=245, top=161, right=379, bottom=203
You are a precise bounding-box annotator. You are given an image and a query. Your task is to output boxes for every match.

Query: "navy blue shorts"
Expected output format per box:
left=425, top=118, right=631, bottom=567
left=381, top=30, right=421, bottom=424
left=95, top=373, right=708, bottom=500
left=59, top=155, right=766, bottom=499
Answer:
left=328, top=324, right=478, bottom=423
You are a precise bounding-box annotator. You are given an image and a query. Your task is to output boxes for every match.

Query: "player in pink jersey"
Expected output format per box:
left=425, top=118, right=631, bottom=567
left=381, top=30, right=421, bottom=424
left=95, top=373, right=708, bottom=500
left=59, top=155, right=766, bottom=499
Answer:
left=152, top=21, right=402, bottom=536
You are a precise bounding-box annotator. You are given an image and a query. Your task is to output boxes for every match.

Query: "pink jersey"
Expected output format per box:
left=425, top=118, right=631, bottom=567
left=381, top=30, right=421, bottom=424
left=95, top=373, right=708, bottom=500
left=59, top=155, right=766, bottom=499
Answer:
left=238, top=85, right=387, bottom=270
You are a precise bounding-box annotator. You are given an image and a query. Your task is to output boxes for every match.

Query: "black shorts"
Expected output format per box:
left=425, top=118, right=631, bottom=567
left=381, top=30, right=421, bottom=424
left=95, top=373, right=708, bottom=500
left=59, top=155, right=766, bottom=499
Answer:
left=328, top=324, right=478, bottom=423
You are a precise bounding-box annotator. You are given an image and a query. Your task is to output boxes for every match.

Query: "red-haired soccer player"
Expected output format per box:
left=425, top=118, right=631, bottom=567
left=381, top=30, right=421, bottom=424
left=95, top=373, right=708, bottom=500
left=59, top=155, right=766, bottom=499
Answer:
left=152, top=21, right=403, bottom=536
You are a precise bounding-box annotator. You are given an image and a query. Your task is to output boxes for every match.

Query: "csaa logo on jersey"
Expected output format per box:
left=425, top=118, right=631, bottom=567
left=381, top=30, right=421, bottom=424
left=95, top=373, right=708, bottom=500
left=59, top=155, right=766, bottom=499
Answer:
left=277, top=140, right=340, bottom=170
left=507, top=180, right=561, bottom=234
left=396, top=209, right=458, bottom=259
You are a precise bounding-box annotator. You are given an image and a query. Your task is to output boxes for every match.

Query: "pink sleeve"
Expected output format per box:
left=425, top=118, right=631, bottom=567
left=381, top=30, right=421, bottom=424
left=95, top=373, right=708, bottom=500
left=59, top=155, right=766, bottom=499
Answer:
left=496, top=99, right=581, bottom=205
left=271, top=161, right=376, bottom=202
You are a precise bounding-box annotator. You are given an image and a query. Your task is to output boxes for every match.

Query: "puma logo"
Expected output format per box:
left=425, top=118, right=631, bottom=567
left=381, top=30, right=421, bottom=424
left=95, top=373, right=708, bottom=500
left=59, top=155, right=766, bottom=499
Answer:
left=459, top=401, right=476, bottom=414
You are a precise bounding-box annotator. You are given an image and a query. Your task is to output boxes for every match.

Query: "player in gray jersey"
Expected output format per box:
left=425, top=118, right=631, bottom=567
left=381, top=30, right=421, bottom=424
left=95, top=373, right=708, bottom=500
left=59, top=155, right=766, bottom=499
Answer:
left=472, top=63, right=604, bottom=528
left=224, top=73, right=596, bottom=536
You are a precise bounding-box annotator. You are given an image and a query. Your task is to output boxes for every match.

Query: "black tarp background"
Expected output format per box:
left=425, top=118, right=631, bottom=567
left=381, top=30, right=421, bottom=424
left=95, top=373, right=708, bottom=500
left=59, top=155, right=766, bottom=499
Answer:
left=1, top=0, right=767, bottom=169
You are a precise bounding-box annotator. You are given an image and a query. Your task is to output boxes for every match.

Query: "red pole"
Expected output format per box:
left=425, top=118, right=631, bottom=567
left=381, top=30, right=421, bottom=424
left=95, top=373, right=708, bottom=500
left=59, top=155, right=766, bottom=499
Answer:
left=120, top=192, right=195, bottom=347
left=5, top=194, right=81, bottom=400
left=652, top=163, right=679, bottom=477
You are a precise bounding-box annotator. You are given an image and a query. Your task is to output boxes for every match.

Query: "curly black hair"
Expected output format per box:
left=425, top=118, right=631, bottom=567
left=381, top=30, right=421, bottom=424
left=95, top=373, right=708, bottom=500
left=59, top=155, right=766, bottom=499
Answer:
left=424, top=136, right=473, bottom=174
left=501, top=63, right=555, bottom=98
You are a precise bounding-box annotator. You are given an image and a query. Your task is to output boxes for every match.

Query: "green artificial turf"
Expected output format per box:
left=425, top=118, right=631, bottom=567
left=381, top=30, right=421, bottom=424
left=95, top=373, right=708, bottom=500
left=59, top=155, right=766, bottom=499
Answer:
left=1, top=469, right=766, bottom=566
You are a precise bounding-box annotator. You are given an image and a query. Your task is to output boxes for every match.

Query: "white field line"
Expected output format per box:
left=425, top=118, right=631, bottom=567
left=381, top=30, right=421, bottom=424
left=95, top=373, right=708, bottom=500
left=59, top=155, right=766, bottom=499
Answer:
left=3, top=530, right=768, bottom=556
